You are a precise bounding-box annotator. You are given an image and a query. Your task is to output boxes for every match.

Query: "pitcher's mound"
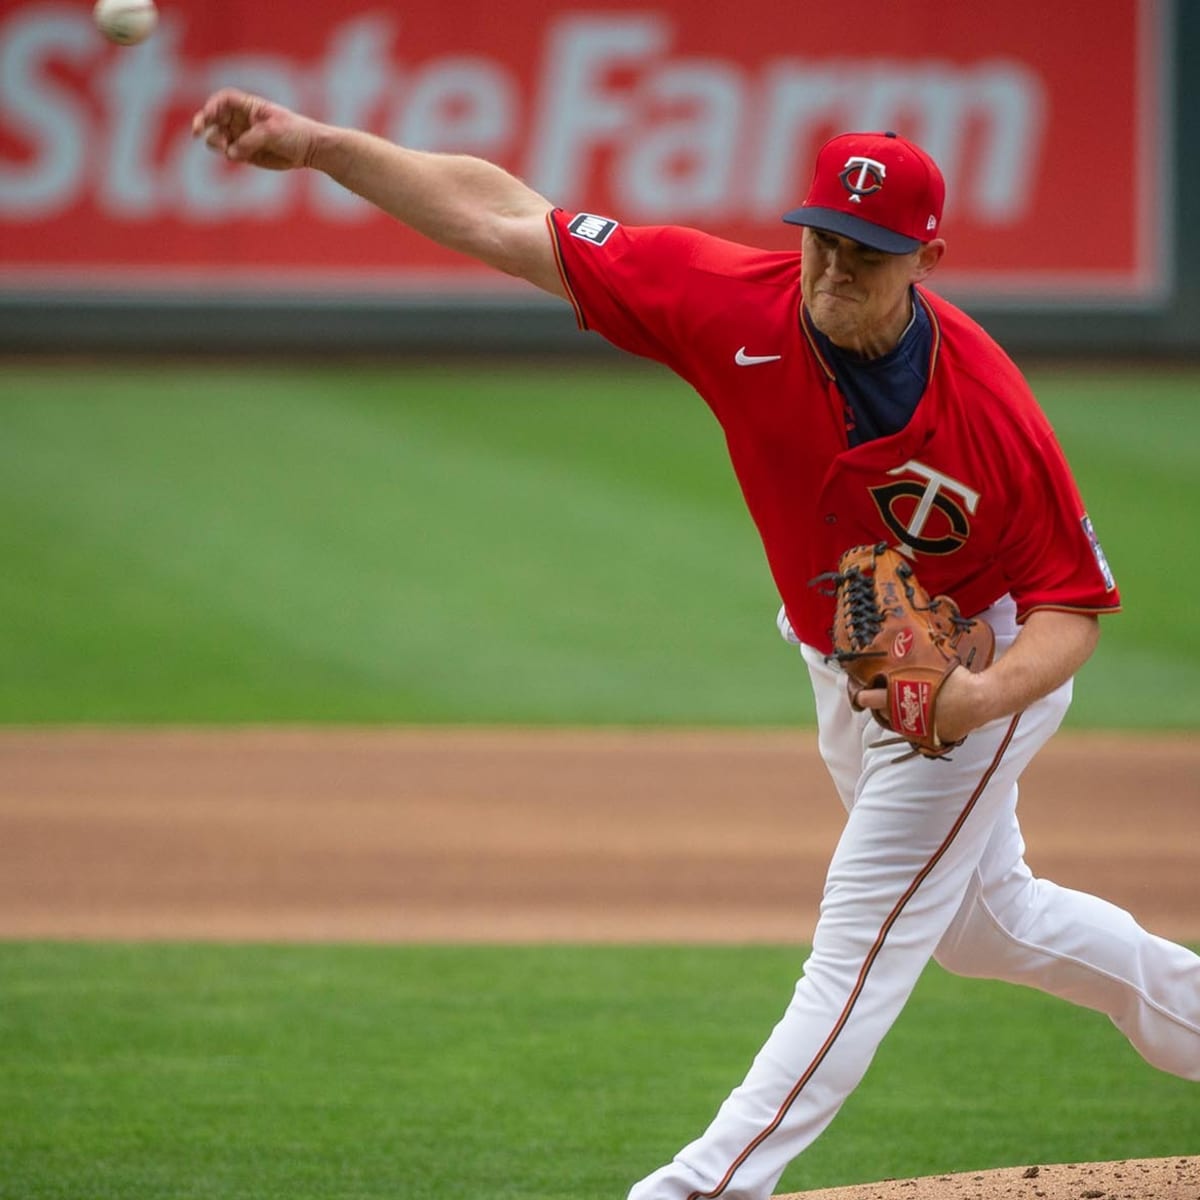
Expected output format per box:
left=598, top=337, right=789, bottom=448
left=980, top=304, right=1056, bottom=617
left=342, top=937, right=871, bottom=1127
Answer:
left=778, top=1157, right=1197, bottom=1199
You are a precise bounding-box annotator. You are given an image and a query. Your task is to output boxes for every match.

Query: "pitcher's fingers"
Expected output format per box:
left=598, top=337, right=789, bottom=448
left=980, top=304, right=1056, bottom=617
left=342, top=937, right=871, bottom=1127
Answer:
left=201, top=125, right=229, bottom=154
left=855, top=687, right=887, bottom=712
left=224, top=120, right=274, bottom=160
left=192, top=88, right=252, bottom=132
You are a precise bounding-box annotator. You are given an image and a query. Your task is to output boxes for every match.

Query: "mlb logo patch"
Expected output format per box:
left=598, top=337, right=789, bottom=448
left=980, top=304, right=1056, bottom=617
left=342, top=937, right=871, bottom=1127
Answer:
left=568, top=213, right=619, bottom=245
left=1081, top=515, right=1116, bottom=591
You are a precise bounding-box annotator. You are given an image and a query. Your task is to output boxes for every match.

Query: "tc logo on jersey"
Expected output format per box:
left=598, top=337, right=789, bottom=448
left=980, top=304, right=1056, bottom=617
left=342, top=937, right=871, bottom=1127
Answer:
left=840, top=156, right=886, bottom=205
left=568, top=213, right=619, bottom=245
left=870, top=460, right=981, bottom=557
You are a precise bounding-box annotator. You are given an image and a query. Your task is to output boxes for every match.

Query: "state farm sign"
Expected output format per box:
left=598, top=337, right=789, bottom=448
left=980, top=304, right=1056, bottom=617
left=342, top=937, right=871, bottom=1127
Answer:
left=0, top=0, right=1170, bottom=302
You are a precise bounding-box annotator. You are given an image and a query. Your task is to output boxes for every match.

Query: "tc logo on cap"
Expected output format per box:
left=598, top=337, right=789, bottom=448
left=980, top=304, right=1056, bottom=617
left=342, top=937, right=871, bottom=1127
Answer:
left=839, top=156, right=887, bottom=205
left=781, top=131, right=946, bottom=253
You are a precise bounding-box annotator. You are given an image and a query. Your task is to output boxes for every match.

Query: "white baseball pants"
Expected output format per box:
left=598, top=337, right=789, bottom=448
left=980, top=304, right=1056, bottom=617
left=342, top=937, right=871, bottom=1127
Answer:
left=628, top=597, right=1200, bottom=1200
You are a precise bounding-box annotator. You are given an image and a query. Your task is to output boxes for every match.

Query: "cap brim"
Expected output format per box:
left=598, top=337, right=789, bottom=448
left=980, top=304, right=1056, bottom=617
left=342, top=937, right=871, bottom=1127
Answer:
left=781, top=205, right=921, bottom=254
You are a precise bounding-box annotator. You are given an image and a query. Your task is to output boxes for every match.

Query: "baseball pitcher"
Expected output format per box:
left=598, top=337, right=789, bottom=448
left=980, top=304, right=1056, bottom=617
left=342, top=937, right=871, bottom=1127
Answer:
left=192, top=92, right=1200, bottom=1200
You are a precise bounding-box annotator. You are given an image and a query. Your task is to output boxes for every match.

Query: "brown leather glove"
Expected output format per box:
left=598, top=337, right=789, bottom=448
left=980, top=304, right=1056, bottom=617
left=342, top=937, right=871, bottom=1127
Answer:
left=817, top=543, right=996, bottom=759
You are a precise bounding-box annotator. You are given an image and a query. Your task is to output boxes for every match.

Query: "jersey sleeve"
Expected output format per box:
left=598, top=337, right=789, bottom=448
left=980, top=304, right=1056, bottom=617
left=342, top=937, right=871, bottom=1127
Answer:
left=1000, top=424, right=1121, bottom=620
left=548, top=209, right=714, bottom=368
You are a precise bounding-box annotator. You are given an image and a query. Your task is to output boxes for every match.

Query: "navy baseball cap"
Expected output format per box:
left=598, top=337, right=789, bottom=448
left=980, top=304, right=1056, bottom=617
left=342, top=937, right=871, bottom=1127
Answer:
left=782, top=131, right=945, bottom=254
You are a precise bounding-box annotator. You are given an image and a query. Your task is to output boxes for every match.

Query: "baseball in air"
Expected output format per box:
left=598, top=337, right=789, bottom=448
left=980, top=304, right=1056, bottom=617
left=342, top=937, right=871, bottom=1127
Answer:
left=93, top=0, right=158, bottom=44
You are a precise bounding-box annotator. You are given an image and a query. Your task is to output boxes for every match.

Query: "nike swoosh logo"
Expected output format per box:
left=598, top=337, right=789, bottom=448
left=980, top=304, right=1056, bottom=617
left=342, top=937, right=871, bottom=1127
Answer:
left=734, top=347, right=783, bottom=366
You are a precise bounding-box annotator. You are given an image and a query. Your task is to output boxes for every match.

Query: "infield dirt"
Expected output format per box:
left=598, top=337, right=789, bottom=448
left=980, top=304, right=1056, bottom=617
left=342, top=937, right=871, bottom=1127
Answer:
left=0, top=727, right=1196, bottom=1197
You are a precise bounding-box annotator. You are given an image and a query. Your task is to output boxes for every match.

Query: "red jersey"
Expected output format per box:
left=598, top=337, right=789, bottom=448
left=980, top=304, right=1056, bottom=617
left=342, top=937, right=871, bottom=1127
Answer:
left=548, top=210, right=1120, bottom=652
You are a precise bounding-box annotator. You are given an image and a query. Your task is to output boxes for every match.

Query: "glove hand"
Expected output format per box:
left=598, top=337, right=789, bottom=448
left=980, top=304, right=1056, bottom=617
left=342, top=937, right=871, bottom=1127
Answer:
left=818, top=543, right=995, bottom=759
left=853, top=666, right=983, bottom=746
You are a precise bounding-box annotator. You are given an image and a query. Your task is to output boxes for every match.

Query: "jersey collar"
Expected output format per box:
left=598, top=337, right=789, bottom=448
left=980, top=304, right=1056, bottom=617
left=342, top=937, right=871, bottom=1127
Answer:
left=800, top=287, right=942, bottom=383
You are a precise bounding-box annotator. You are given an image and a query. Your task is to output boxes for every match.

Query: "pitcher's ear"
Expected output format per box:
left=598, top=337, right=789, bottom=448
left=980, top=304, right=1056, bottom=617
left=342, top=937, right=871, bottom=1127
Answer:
left=914, top=238, right=946, bottom=280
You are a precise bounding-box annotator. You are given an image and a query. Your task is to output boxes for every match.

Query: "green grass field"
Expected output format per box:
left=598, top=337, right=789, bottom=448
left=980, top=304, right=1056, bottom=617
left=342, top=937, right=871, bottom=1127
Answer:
left=1, top=943, right=1196, bottom=1200
left=2, top=361, right=1198, bottom=1197
left=3, top=361, right=1198, bottom=728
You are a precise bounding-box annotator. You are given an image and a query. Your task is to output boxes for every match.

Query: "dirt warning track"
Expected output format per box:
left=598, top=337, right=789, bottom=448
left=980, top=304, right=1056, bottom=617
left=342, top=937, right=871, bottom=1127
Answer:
left=0, top=728, right=1195, bottom=944
left=1, top=728, right=1196, bottom=1199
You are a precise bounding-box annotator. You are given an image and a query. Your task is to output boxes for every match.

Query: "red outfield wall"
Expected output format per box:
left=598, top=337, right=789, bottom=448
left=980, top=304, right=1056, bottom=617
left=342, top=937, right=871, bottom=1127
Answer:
left=0, top=0, right=1172, bottom=304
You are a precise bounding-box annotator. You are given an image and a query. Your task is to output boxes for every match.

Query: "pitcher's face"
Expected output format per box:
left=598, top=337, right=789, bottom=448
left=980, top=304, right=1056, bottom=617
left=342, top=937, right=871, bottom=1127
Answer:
left=800, top=227, right=943, bottom=357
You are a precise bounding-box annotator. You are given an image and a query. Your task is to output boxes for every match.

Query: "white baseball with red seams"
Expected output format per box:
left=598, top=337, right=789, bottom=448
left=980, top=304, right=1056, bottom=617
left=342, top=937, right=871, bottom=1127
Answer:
left=92, top=0, right=158, bottom=45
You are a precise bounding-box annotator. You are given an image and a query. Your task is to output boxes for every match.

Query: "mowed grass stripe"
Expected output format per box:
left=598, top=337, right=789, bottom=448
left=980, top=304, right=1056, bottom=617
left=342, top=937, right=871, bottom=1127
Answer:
left=0, top=942, right=1196, bottom=1200
left=2, top=363, right=1198, bottom=726
left=1, top=363, right=795, bottom=724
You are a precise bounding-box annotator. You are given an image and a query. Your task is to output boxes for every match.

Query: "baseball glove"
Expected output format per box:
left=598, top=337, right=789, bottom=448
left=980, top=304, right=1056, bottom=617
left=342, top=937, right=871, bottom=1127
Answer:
left=815, top=543, right=995, bottom=759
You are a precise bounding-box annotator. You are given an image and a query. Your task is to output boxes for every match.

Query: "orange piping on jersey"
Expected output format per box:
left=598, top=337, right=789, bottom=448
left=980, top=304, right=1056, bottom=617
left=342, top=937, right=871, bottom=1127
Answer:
left=684, top=714, right=1022, bottom=1200
left=1016, top=602, right=1122, bottom=624
left=546, top=210, right=586, bottom=330
left=799, top=304, right=836, bottom=381
left=915, top=288, right=941, bottom=378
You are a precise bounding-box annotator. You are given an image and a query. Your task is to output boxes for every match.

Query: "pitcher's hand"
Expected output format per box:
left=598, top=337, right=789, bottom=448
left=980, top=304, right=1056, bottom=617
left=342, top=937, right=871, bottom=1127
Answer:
left=851, top=666, right=985, bottom=747
left=191, top=89, right=321, bottom=171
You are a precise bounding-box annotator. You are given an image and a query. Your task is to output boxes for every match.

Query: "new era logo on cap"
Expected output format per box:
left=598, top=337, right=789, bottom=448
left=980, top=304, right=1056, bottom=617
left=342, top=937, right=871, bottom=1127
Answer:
left=782, top=131, right=945, bottom=254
